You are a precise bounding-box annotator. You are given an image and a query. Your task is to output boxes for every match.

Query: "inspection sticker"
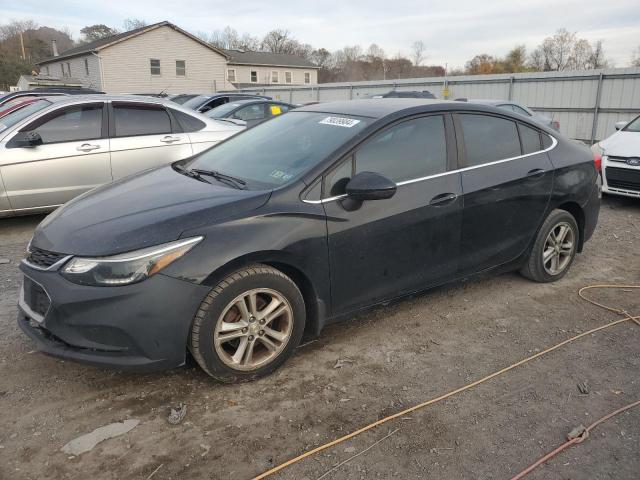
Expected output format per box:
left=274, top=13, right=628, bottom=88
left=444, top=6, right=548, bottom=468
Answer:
left=319, top=116, right=361, bottom=128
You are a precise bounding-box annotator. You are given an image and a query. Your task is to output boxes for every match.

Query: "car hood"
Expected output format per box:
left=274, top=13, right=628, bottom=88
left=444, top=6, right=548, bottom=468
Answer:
left=32, top=166, right=271, bottom=256
left=600, top=131, right=640, bottom=157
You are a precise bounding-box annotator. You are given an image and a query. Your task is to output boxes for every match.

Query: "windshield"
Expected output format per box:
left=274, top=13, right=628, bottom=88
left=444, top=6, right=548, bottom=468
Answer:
left=188, top=111, right=372, bottom=188
left=205, top=102, right=250, bottom=118
left=182, top=95, right=210, bottom=109
left=0, top=99, right=51, bottom=133
left=623, top=115, right=640, bottom=132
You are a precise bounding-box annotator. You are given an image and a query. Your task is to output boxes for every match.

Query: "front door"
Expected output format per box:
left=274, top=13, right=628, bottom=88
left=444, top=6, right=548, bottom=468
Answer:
left=109, top=102, right=192, bottom=179
left=455, top=113, right=554, bottom=275
left=323, top=114, right=462, bottom=314
left=1, top=102, right=111, bottom=211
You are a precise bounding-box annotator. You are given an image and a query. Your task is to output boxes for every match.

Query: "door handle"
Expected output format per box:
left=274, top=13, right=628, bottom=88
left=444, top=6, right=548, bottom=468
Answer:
left=76, top=143, right=100, bottom=152
left=160, top=136, right=181, bottom=143
left=526, top=168, right=546, bottom=179
left=429, top=192, right=457, bottom=206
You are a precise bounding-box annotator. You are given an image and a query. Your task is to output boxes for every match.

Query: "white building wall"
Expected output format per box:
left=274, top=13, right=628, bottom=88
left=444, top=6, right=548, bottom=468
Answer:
left=227, top=65, right=317, bottom=86
left=98, top=25, right=228, bottom=94
left=40, top=54, right=102, bottom=90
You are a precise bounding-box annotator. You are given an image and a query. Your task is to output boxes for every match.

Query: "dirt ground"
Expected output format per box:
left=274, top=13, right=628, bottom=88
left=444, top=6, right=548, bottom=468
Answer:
left=0, top=195, right=638, bottom=480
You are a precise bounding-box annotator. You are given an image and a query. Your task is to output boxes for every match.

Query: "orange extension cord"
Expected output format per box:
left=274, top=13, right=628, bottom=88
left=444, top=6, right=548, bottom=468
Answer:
left=252, top=285, right=640, bottom=479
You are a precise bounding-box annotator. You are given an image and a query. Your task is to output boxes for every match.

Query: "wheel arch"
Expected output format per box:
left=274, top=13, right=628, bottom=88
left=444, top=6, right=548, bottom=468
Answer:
left=554, top=201, right=585, bottom=252
left=200, top=251, right=325, bottom=338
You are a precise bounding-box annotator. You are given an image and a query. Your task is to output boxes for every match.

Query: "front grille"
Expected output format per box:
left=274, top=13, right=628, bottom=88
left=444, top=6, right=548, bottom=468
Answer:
left=26, top=246, right=67, bottom=269
left=23, top=276, right=51, bottom=317
left=606, top=167, right=640, bottom=192
left=607, top=156, right=630, bottom=163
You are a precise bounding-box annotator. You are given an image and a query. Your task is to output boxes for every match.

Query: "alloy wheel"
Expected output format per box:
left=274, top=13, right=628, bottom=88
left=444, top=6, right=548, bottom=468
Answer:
left=542, top=222, right=575, bottom=275
left=213, top=288, right=293, bottom=371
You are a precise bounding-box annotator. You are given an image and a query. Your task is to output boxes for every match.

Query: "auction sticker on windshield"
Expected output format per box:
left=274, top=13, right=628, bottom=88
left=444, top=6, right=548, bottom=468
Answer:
left=319, top=116, right=361, bottom=128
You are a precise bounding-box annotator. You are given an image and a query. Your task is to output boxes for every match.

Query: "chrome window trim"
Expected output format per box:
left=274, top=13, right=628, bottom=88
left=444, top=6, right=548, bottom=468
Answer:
left=303, top=134, right=558, bottom=204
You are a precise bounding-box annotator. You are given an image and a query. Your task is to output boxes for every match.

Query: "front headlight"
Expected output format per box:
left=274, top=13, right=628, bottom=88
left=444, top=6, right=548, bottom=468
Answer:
left=60, top=236, right=203, bottom=286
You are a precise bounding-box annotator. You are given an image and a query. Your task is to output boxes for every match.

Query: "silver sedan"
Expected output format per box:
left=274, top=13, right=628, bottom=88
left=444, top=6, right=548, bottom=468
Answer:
left=0, top=95, right=244, bottom=217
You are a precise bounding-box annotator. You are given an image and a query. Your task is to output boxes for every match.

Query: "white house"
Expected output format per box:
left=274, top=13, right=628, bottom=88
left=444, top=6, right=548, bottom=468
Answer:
left=35, top=21, right=319, bottom=94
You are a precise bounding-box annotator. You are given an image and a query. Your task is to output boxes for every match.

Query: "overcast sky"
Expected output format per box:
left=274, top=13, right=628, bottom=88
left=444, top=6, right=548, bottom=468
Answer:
left=2, top=0, right=639, bottom=68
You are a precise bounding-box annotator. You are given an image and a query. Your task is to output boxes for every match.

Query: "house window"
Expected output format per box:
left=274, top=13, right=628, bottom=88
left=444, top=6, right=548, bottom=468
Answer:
left=285, top=71, right=292, bottom=84
left=84, top=58, right=89, bottom=76
left=60, top=64, right=65, bottom=77
left=271, top=71, right=279, bottom=83
left=66, top=62, right=71, bottom=76
left=304, top=72, right=311, bottom=84
left=250, top=70, right=258, bottom=83
left=45, top=66, right=49, bottom=75
left=227, top=69, right=236, bottom=82
left=176, top=60, right=186, bottom=76
left=150, top=59, right=161, bottom=75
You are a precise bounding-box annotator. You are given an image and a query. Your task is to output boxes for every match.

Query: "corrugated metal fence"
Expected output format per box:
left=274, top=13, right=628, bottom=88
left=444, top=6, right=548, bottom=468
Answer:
left=233, top=67, right=640, bottom=143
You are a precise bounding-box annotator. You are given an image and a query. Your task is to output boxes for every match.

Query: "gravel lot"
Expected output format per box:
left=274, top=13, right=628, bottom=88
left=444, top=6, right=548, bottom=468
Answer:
left=0, top=195, right=638, bottom=480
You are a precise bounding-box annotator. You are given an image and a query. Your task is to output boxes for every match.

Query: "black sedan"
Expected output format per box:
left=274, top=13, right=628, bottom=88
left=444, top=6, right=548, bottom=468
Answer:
left=18, top=99, right=600, bottom=382
left=182, top=93, right=271, bottom=113
left=204, top=99, right=294, bottom=128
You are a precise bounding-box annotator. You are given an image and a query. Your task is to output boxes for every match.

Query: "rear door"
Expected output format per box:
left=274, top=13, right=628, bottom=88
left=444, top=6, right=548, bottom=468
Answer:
left=455, top=112, right=554, bottom=275
left=323, top=114, right=462, bottom=314
left=109, top=102, right=192, bottom=179
left=1, top=102, right=111, bottom=210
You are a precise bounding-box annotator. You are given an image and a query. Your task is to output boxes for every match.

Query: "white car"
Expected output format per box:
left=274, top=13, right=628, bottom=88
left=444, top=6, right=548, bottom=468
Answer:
left=0, top=95, right=244, bottom=217
left=594, top=116, right=640, bottom=199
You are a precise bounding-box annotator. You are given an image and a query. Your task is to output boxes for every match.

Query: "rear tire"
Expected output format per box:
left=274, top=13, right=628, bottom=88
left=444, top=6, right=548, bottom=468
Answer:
left=190, top=264, right=305, bottom=383
left=520, top=209, right=579, bottom=283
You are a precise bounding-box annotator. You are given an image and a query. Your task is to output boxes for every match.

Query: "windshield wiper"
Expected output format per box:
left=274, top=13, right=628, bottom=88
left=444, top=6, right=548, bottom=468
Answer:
left=191, top=169, right=247, bottom=189
left=173, top=164, right=211, bottom=183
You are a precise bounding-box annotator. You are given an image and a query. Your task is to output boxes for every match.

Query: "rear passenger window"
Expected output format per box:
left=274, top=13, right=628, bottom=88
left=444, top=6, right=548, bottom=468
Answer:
left=113, top=105, right=171, bottom=137
left=541, top=133, right=554, bottom=149
left=459, top=114, right=521, bottom=166
left=355, top=115, right=447, bottom=182
left=171, top=109, right=206, bottom=132
left=519, top=124, right=542, bottom=154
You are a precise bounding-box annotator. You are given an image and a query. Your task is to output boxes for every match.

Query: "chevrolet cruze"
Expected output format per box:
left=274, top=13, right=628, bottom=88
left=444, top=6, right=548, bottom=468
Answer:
left=18, top=99, right=600, bottom=382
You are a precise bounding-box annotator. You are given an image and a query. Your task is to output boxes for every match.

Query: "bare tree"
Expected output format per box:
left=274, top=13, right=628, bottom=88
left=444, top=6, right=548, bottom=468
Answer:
left=123, top=19, right=147, bottom=31
left=633, top=46, right=640, bottom=67
left=528, top=29, right=611, bottom=71
left=80, top=24, right=118, bottom=43
left=410, top=40, right=426, bottom=66
left=261, top=29, right=295, bottom=54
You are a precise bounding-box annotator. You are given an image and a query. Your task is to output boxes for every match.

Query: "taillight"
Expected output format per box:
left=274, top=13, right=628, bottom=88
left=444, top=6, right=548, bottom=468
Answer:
left=593, top=152, right=602, bottom=172
left=552, top=120, right=560, bottom=131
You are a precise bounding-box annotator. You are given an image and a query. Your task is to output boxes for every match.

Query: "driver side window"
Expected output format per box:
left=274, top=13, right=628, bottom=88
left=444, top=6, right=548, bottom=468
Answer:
left=13, top=104, right=103, bottom=145
left=323, top=115, right=447, bottom=197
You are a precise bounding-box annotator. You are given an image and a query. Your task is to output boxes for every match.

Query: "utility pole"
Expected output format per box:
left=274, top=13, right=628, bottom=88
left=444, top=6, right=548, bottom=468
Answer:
left=19, top=32, right=26, bottom=60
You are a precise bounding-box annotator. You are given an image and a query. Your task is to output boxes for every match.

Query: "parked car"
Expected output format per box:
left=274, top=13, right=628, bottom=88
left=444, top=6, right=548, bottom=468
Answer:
left=168, top=93, right=200, bottom=105
left=593, top=115, right=640, bottom=199
left=17, top=99, right=600, bottom=382
left=204, top=99, right=294, bottom=128
left=459, top=99, right=560, bottom=131
left=182, top=93, right=272, bottom=113
left=369, top=90, right=436, bottom=99
left=0, top=88, right=103, bottom=108
left=0, top=98, right=43, bottom=118
left=0, top=95, right=243, bottom=217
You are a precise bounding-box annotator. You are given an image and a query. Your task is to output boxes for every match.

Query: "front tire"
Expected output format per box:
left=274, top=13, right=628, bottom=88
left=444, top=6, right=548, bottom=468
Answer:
left=520, top=209, right=579, bottom=283
left=190, top=265, right=305, bottom=382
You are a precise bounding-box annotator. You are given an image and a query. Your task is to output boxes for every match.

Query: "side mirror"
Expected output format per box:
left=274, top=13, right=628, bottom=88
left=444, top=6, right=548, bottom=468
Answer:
left=614, top=121, right=627, bottom=131
left=345, top=171, right=397, bottom=201
left=11, top=131, right=43, bottom=148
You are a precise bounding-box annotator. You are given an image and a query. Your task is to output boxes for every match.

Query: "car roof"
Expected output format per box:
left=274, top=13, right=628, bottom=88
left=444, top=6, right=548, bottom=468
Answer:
left=467, top=99, right=517, bottom=105
left=297, top=98, right=465, bottom=119
left=38, top=94, right=182, bottom=107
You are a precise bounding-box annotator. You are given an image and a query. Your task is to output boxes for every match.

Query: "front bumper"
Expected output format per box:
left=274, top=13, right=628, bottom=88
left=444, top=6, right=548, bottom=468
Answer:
left=601, top=158, right=640, bottom=198
left=17, top=262, right=211, bottom=371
